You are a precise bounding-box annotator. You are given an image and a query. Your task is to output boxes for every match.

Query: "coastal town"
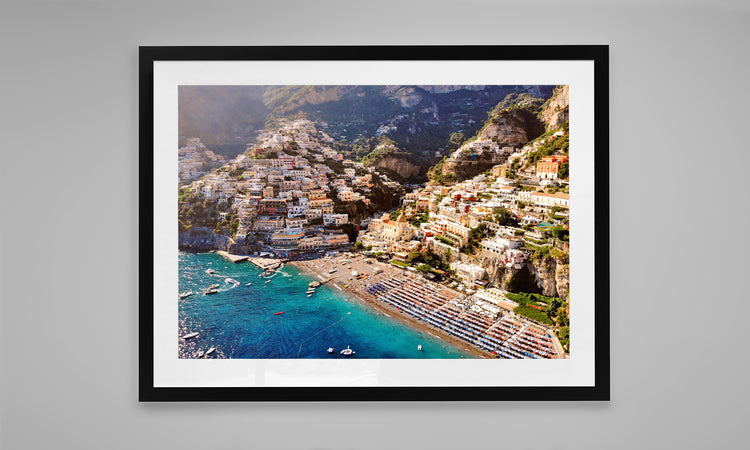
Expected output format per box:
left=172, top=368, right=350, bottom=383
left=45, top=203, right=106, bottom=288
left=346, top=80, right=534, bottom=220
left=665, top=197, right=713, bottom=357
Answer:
left=179, top=115, right=571, bottom=359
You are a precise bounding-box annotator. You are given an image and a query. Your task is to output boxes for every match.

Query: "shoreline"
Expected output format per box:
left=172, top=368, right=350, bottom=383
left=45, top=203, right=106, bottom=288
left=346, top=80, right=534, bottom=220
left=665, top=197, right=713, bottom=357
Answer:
left=288, top=259, right=491, bottom=359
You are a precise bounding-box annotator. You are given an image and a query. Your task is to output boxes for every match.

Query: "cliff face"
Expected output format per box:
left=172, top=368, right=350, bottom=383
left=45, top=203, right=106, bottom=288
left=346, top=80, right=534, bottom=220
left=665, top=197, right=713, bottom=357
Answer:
left=527, top=256, right=570, bottom=298
left=437, top=108, right=543, bottom=181
left=441, top=155, right=507, bottom=180
left=427, top=240, right=569, bottom=298
left=374, top=155, right=421, bottom=179
left=539, top=85, right=569, bottom=131
left=179, top=229, right=231, bottom=252
left=479, top=109, right=536, bottom=146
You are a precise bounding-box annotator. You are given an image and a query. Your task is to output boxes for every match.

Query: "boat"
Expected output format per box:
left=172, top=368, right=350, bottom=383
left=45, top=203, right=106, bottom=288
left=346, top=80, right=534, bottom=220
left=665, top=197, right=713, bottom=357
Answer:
left=197, top=350, right=204, bottom=358
left=327, top=347, right=335, bottom=354
left=307, top=294, right=312, bottom=298
left=340, top=346, right=355, bottom=356
left=273, top=311, right=284, bottom=315
left=204, top=288, right=219, bottom=295
left=209, top=284, right=220, bottom=289
left=182, top=332, right=199, bottom=340
left=245, top=282, right=253, bottom=287
left=205, top=347, right=216, bottom=356
left=226, top=278, right=239, bottom=284
left=306, top=288, right=316, bottom=294
left=309, top=281, right=321, bottom=288
left=179, top=291, right=193, bottom=299
left=265, top=279, right=271, bottom=284
left=417, top=345, right=423, bottom=351
left=206, top=269, right=215, bottom=274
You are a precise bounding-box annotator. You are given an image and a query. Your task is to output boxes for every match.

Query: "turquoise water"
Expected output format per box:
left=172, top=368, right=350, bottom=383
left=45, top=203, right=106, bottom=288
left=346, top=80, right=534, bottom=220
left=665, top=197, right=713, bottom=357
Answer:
left=178, top=252, right=473, bottom=359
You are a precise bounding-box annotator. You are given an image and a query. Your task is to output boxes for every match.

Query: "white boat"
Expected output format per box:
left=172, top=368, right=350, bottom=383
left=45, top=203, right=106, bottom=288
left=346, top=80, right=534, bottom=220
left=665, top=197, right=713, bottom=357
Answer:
left=327, top=347, right=335, bottom=354
left=204, top=289, right=219, bottom=295
left=209, top=284, right=220, bottom=289
left=340, top=346, right=355, bottom=356
left=206, top=269, right=215, bottom=274
left=309, top=281, right=321, bottom=288
left=307, top=294, right=312, bottom=298
left=245, top=282, right=253, bottom=287
left=417, top=345, right=423, bottom=351
left=265, top=279, right=271, bottom=283
left=182, top=332, right=199, bottom=340
left=205, top=347, right=216, bottom=356
left=179, top=291, right=193, bottom=299
left=197, top=350, right=204, bottom=358
left=306, top=288, right=316, bottom=294
left=226, top=278, right=239, bottom=284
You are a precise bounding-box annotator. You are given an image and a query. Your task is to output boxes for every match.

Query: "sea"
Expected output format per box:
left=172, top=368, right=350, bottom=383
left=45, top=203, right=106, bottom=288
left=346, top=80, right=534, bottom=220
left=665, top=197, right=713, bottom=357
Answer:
left=178, top=252, right=473, bottom=359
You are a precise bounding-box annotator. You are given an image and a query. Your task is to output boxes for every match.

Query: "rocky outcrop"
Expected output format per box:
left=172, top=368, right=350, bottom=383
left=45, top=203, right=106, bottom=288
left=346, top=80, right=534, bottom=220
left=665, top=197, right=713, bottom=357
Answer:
left=527, top=256, right=569, bottom=298
left=427, top=239, right=569, bottom=298
left=479, top=109, right=538, bottom=146
left=374, top=155, right=421, bottom=180
left=539, top=85, right=569, bottom=131
left=440, top=155, right=507, bottom=181
left=178, top=229, right=231, bottom=252
left=435, top=108, right=543, bottom=181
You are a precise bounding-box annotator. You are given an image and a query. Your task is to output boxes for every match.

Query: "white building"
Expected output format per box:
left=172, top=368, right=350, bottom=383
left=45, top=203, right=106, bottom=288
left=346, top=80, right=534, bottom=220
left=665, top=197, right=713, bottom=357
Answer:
left=323, top=213, right=349, bottom=226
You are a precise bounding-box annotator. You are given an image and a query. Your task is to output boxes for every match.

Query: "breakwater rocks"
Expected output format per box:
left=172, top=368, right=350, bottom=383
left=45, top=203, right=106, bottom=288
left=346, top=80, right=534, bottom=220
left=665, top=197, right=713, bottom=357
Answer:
left=178, top=230, right=230, bottom=252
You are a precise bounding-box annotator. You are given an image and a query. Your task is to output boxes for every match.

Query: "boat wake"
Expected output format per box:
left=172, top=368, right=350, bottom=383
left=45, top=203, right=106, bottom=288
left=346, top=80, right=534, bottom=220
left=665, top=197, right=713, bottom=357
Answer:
left=295, top=312, right=352, bottom=358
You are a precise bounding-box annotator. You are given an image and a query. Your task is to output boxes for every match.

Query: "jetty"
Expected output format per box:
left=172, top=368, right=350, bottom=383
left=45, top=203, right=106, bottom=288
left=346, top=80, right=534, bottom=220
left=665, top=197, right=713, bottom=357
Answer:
left=216, top=251, right=249, bottom=264
left=246, top=256, right=284, bottom=270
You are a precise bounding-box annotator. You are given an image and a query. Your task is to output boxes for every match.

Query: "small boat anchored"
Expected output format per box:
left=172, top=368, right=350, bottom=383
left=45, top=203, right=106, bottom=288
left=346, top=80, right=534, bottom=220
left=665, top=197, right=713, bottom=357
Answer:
left=309, top=281, right=321, bottom=288
left=226, top=278, right=239, bottom=284
left=340, top=346, right=355, bottom=356
left=327, top=347, right=335, bottom=354
left=273, top=311, right=285, bottom=315
left=245, top=282, right=253, bottom=287
left=206, top=269, right=216, bottom=275
left=205, top=347, right=216, bottom=356
left=182, top=332, right=199, bottom=340
left=179, top=291, right=193, bottom=299
left=306, top=288, right=316, bottom=295
left=417, top=345, right=423, bottom=351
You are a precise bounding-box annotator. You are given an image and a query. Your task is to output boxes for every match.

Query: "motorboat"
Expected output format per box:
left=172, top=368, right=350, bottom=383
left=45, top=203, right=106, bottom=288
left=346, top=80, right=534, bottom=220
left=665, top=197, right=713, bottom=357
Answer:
left=417, top=345, right=423, bottom=351
left=309, top=281, right=321, bottom=288
left=182, top=332, right=199, bottom=340
left=340, top=346, right=355, bottom=356
left=245, top=282, right=253, bottom=287
left=204, top=288, right=219, bottom=295
left=327, top=347, right=335, bottom=354
left=197, top=350, right=204, bottom=358
left=205, top=347, right=216, bottom=356
left=265, top=279, right=271, bottom=284
left=209, top=284, right=220, bottom=290
left=226, top=278, right=239, bottom=284
left=206, top=269, right=215, bottom=274
left=179, top=291, right=193, bottom=299
left=306, top=288, right=316, bottom=294
left=273, top=311, right=284, bottom=315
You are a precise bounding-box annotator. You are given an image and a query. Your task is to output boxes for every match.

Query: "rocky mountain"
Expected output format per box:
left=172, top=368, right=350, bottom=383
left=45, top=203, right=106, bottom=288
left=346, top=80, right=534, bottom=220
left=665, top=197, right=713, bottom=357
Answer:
left=539, top=85, right=569, bottom=131
left=178, top=85, right=556, bottom=168
left=428, top=86, right=568, bottom=182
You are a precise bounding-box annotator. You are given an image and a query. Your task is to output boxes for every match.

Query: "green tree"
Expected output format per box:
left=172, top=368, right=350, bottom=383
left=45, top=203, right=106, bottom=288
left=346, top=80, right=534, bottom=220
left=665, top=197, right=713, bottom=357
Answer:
left=448, top=132, right=466, bottom=147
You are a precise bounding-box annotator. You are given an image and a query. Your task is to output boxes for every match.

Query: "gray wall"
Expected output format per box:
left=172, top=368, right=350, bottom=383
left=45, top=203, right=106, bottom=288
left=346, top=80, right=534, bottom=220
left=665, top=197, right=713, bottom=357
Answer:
left=1, top=1, right=748, bottom=449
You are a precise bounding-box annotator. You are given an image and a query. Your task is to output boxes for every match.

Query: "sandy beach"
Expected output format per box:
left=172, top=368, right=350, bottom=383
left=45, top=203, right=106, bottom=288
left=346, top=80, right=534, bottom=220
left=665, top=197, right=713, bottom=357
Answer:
left=289, top=253, right=491, bottom=359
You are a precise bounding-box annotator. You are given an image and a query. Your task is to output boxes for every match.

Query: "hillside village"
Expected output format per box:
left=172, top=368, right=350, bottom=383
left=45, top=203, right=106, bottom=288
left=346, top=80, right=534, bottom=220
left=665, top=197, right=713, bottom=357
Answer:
left=178, top=87, right=571, bottom=353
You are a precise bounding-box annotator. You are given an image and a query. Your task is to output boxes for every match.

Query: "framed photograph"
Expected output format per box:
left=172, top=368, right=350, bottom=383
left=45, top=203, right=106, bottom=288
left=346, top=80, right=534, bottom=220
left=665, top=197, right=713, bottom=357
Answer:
left=140, top=45, right=609, bottom=401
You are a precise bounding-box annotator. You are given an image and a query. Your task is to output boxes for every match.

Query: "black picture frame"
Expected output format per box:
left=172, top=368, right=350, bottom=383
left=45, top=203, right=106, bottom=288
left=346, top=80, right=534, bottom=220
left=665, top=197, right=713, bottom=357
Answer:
left=140, top=45, right=609, bottom=402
